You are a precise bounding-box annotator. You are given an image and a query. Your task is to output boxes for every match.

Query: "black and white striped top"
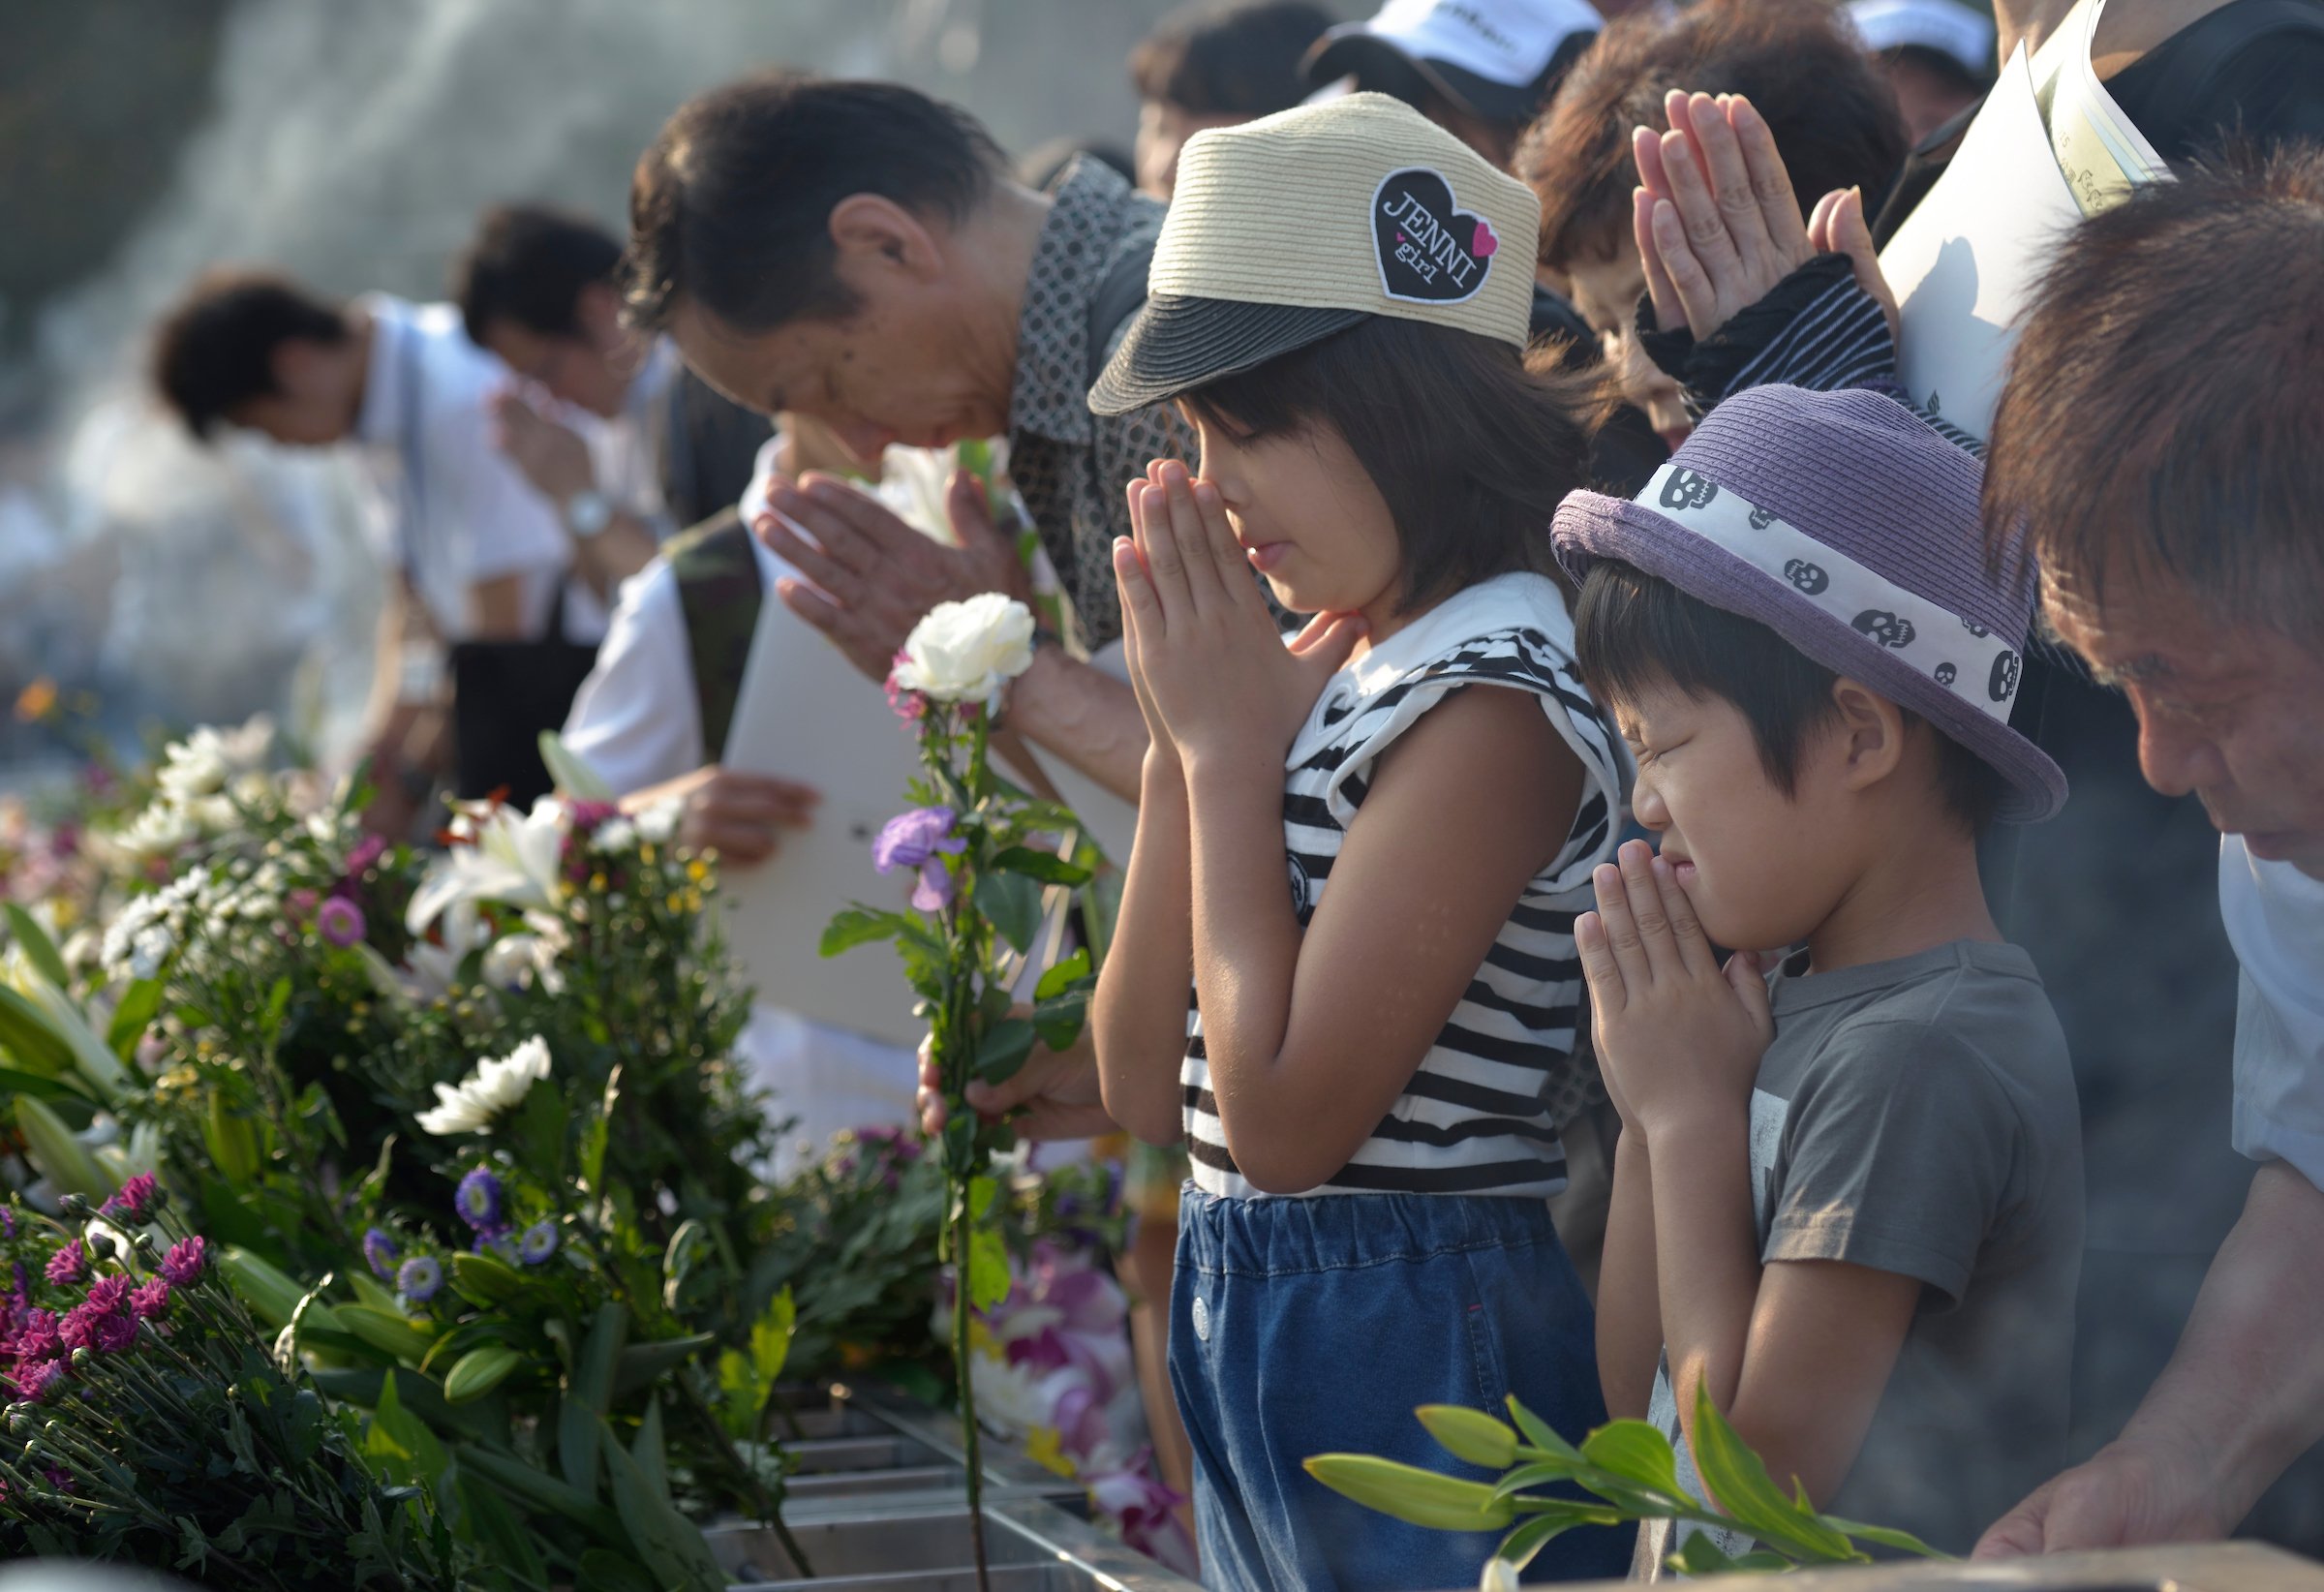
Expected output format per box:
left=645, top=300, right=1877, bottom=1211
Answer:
left=1182, top=573, right=1627, bottom=1200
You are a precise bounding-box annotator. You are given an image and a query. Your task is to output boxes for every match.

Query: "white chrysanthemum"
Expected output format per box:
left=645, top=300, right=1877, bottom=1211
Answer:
left=114, top=802, right=197, bottom=860
left=892, top=594, right=1037, bottom=710
left=634, top=799, right=681, bottom=845
left=415, top=1035, right=554, bottom=1135
left=591, top=815, right=638, bottom=854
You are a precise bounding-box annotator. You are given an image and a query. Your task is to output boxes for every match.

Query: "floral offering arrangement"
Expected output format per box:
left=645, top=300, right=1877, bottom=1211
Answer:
left=0, top=704, right=1160, bottom=1588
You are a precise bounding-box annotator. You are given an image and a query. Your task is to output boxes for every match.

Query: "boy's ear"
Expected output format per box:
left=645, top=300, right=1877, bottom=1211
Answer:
left=1827, top=676, right=1907, bottom=797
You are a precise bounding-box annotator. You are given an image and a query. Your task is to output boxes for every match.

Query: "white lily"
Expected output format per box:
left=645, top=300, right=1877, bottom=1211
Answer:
left=406, top=798, right=569, bottom=935
left=415, top=1035, right=554, bottom=1135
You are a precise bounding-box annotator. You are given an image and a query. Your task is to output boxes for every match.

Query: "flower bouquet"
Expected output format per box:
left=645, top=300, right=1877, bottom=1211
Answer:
left=822, top=593, right=1101, bottom=1588
left=0, top=1186, right=468, bottom=1589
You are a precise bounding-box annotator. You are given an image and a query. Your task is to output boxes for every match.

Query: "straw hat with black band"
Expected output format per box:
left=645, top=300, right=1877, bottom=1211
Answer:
left=1088, top=92, right=1540, bottom=417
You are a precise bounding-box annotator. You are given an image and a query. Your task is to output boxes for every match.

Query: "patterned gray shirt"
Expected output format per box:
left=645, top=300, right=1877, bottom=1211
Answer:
left=1008, top=159, right=1196, bottom=650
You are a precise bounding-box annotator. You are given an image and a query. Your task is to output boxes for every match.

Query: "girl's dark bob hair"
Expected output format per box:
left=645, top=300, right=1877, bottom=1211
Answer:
left=1181, top=314, right=1602, bottom=615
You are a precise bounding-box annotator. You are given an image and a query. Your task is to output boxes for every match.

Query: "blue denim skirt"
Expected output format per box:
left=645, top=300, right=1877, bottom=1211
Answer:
left=1169, top=1184, right=1632, bottom=1591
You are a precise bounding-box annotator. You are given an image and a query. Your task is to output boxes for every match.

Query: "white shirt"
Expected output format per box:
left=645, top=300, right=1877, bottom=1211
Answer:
left=584, top=337, right=680, bottom=544
left=2222, top=836, right=2324, bottom=1191
left=561, top=510, right=918, bottom=1179
left=352, top=293, right=594, bottom=643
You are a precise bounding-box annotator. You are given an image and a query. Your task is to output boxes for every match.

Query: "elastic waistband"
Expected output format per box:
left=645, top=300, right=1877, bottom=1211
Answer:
left=1176, top=1184, right=1561, bottom=1279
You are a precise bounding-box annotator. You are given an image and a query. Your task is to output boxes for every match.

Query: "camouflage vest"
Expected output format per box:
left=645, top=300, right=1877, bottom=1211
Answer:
left=665, top=508, right=763, bottom=764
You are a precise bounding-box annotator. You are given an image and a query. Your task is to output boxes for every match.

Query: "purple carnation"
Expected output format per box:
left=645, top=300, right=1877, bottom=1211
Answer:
left=83, top=1274, right=131, bottom=1314
left=100, top=1173, right=161, bottom=1225
left=397, top=1255, right=443, bottom=1303
left=317, top=896, right=367, bottom=948
left=0, top=1207, right=15, bottom=1238
left=57, top=1302, right=105, bottom=1352
left=872, top=807, right=965, bottom=913
left=362, top=1228, right=399, bottom=1279
left=94, top=1310, right=138, bottom=1354
left=10, top=1309, right=58, bottom=1363
left=159, top=1236, right=208, bottom=1287
left=130, top=1277, right=170, bottom=1321
left=345, top=834, right=388, bottom=876
left=454, top=1168, right=505, bottom=1231
left=42, top=1241, right=85, bottom=1288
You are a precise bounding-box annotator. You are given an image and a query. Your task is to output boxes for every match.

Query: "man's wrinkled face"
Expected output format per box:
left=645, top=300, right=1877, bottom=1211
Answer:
left=668, top=293, right=1003, bottom=470
left=2045, top=563, right=2324, bottom=875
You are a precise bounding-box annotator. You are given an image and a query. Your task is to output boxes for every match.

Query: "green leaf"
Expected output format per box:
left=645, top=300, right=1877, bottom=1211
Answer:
left=1819, top=1517, right=1951, bottom=1560
left=443, top=1345, right=527, bottom=1403
left=538, top=732, right=615, bottom=801
left=0, top=1066, right=99, bottom=1107
left=988, top=846, right=1091, bottom=886
left=1034, top=948, right=1093, bottom=1002
left=609, top=1332, right=716, bottom=1399
left=600, top=1416, right=728, bottom=1592
left=5, top=904, right=70, bottom=989
left=820, top=906, right=907, bottom=958
left=631, top=1393, right=671, bottom=1503
left=368, top=1368, right=450, bottom=1486
left=1417, top=1405, right=1518, bottom=1469
left=510, top=1077, right=566, bottom=1184
left=0, top=986, right=76, bottom=1076
left=966, top=1228, right=1011, bottom=1312
left=104, top=979, right=163, bottom=1063
left=1491, top=1458, right=1588, bottom=1499
left=1508, top=1394, right=1585, bottom=1462
left=1666, top=1531, right=1795, bottom=1577
left=974, top=871, right=1041, bottom=954
left=579, top=1065, right=619, bottom=1196
left=1303, top=1454, right=1514, bottom=1532
left=339, top=1303, right=440, bottom=1362
left=575, top=1548, right=660, bottom=1592
left=449, top=1250, right=527, bottom=1307
left=1495, top=1503, right=1615, bottom=1571
left=751, top=1288, right=795, bottom=1386
left=453, top=1444, right=624, bottom=1545
left=558, top=1394, right=603, bottom=1502
left=967, top=1175, right=998, bottom=1221
left=458, top=1468, right=551, bottom=1588
left=972, top=1018, right=1036, bottom=1086
left=1578, top=1420, right=1685, bottom=1501
left=1685, top=1384, right=1857, bottom=1562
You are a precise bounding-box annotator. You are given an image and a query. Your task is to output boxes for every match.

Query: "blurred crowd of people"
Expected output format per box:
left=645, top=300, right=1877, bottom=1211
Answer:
left=142, top=0, right=2324, bottom=1584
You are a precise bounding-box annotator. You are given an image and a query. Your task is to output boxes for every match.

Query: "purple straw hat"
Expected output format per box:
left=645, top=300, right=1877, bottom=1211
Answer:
left=1551, top=384, right=2066, bottom=823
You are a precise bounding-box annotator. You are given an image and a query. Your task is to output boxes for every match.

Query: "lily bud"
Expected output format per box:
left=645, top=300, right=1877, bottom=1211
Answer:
left=1481, top=1559, right=1522, bottom=1592
left=1303, top=1454, right=1515, bottom=1531
left=1419, top=1404, right=1519, bottom=1469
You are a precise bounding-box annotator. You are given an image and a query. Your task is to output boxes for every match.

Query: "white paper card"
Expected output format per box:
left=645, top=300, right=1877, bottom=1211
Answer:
left=716, top=553, right=930, bottom=1050
left=1878, top=44, right=2082, bottom=444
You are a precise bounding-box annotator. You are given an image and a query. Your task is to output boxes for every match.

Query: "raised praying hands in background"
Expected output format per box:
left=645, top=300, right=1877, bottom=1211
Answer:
left=1632, top=90, right=1901, bottom=344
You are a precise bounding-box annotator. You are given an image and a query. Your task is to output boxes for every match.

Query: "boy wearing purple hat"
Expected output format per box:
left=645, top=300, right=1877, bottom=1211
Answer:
left=1551, top=384, right=2084, bottom=1566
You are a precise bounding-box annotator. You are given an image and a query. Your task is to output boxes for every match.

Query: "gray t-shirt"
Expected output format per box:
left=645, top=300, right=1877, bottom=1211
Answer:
left=1636, top=940, right=2084, bottom=1574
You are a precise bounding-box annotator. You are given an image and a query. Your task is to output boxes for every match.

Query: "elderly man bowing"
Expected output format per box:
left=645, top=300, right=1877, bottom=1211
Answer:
left=619, top=73, right=1190, bottom=802
left=1973, top=146, right=2324, bottom=1555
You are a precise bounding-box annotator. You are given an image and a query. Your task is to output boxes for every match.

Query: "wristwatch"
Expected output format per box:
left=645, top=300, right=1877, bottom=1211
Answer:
left=562, top=488, right=614, bottom=540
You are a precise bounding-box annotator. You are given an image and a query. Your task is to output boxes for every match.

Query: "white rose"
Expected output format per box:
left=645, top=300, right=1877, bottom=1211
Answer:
left=635, top=799, right=681, bottom=845
left=592, top=815, right=638, bottom=854
left=892, top=594, right=1038, bottom=710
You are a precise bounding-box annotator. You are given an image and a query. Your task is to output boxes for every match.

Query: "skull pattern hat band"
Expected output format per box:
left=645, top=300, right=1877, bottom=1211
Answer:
left=1087, top=92, right=1538, bottom=416
left=1550, top=384, right=2067, bottom=824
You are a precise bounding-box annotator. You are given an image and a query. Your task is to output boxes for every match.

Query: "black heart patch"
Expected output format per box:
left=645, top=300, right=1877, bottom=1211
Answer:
left=1373, top=168, right=1498, bottom=305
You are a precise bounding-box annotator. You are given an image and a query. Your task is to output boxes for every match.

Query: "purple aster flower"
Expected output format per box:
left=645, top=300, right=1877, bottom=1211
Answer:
left=317, top=896, right=366, bottom=947
left=453, top=1168, right=505, bottom=1231
left=41, top=1464, right=72, bottom=1493
left=130, top=1277, right=170, bottom=1321
left=15, top=1359, right=65, bottom=1404
left=42, top=1241, right=85, bottom=1288
left=100, top=1173, right=161, bottom=1225
left=0, top=1207, right=15, bottom=1237
left=159, top=1237, right=207, bottom=1287
left=471, top=1226, right=516, bottom=1262
left=83, top=1274, right=131, bottom=1314
left=396, top=1255, right=443, bottom=1303
left=566, top=799, right=619, bottom=832
left=517, top=1220, right=558, bottom=1266
left=93, top=1310, right=138, bottom=1355
left=362, top=1228, right=399, bottom=1279
left=872, top=807, right=965, bottom=916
